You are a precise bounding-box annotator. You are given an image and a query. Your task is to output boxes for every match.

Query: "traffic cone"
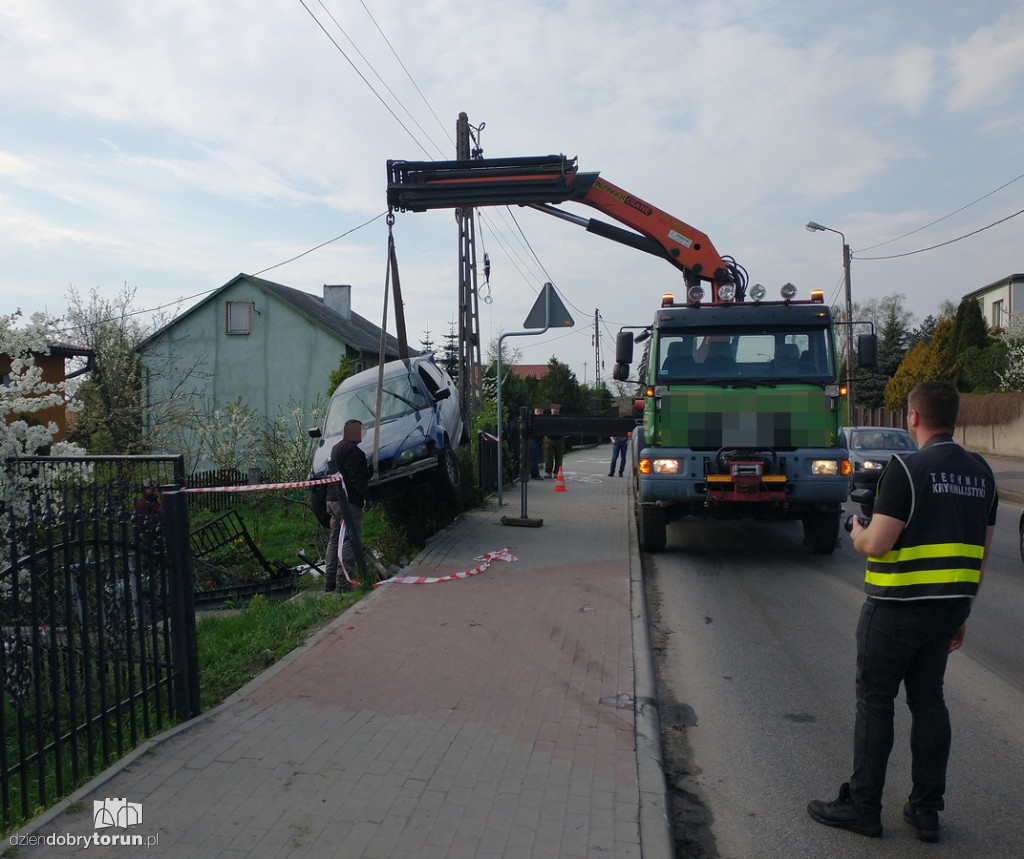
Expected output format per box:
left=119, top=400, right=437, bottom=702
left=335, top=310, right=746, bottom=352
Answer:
left=553, top=466, right=567, bottom=492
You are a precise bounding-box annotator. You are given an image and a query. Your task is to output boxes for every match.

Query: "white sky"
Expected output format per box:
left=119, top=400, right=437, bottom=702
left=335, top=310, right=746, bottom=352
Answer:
left=3, top=0, right=1023, bottom=385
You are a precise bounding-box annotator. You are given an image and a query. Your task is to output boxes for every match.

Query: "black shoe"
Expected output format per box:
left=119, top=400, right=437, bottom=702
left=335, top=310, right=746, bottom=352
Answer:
left=903, top=802, right=939, bottom=842
left=608, top=471, right=614, bottom=476
left=807, top=783, right=882, bottom=837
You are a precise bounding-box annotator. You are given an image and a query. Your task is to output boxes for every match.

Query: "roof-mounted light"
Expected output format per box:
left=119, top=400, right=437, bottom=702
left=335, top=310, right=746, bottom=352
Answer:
left=780, top=283, right=798, bottom=301
left=810, top=289, right=824, bottom=303
left=661, top=293, right=675, bottom=307
left=687, top=285, right=705, bottom=304
left=717, top=283, right=736, bottom=302
left=749, top=283, right=766, bottom=302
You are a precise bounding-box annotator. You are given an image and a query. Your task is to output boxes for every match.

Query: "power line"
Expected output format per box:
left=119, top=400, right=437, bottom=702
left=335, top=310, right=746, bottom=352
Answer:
left=295, top=0, right=433, bottom=158
left=857, top=206, right=1024, bottom=261
left=857, top=170, right=1024, bottom=253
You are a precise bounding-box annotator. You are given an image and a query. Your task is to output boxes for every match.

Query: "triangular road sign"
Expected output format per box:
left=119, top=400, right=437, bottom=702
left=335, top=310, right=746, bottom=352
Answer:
left=523, top=282, right=574, bottom=329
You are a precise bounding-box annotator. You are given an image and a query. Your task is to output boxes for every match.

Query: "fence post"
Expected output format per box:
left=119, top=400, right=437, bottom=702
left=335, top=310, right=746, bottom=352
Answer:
left=162, top=485, right=201, bottom=720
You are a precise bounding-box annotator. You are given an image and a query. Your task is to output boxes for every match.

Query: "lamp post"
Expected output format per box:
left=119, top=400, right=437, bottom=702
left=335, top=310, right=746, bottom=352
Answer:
left=806, top=220, right=856, bottom=426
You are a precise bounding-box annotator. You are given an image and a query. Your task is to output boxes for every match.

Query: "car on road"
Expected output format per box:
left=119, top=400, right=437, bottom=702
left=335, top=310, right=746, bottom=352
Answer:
left=841, top=426, right=917, bottom=491
left=1018, top=503, right=1024, bottom=565
left=308, top=355, right=468, bottom=525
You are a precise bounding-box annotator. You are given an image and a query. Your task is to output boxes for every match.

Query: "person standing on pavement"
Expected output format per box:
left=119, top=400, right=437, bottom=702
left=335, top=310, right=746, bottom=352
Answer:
left=543, top=403, right=565, bottom=478
left=530, top=406, right=544, bottom=480
left=807, top=381, right=997, bottom=843
left=324, top=419, right=370, bottom=591
left=609, top=432, right=630, bottom=477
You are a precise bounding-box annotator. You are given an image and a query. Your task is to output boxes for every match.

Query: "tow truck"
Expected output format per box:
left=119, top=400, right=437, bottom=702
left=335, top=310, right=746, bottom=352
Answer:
left=387, top=154, right=874, bottom=553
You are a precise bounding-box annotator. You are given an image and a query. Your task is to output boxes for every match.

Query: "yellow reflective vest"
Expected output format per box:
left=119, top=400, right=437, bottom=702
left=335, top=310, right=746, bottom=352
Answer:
left=865, top=437, right=996, bottom=601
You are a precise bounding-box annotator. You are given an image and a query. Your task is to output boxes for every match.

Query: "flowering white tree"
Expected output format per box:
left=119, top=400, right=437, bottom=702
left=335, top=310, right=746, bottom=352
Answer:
left=1, top=310, right=85, bottom=567
left=996, top=312, right=1024, bottom=392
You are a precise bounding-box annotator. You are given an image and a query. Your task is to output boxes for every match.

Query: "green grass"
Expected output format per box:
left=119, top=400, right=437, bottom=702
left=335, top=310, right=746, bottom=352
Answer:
left=195, top=580, right=364, bottom=711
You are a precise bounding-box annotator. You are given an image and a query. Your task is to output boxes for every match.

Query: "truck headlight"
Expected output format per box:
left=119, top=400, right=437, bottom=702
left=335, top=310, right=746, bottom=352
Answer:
left=652, top=459, right=680, bottom=474
left=811, top=459, right=840, bottom=476
left=863, top=460, right=886, bottom=471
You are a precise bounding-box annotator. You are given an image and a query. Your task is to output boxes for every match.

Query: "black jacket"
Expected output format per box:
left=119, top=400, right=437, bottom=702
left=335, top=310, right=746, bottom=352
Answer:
left=326, top=438, right=369, bottom=506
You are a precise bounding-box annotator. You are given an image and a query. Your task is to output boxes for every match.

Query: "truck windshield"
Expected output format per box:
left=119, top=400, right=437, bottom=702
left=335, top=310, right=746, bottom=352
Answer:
left=323, top=373, right=430, bottom=436
left=655, top=326, right=835, bottom=383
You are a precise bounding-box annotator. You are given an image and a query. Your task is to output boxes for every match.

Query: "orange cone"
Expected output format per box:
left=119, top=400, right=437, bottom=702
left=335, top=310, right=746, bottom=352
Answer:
left=553, top=466, right=567, bottom=492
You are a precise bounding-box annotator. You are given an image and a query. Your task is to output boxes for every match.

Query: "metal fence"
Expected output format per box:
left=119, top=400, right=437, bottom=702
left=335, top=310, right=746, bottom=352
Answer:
left=1, top=455, right=199, bottom=832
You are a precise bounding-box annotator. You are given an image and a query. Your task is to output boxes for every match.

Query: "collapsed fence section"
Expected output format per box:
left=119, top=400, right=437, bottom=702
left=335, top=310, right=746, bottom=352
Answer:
left=0, top=455, right=199, bottom=833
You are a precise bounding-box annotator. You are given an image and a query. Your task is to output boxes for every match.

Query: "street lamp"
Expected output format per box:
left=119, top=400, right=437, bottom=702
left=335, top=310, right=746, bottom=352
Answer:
left=806, top=220, right=856, bottom=426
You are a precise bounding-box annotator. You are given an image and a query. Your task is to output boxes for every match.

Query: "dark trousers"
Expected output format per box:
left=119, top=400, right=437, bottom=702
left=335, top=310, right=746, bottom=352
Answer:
left=849, top=598, right=972, bottom=814
left=325, top=500, right=363, bottom=587
left=610, top=441, right=628, bottom=475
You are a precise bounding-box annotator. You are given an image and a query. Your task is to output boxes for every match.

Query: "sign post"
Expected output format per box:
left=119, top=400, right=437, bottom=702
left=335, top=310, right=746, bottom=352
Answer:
left=496, top=283, right=574, bottom=511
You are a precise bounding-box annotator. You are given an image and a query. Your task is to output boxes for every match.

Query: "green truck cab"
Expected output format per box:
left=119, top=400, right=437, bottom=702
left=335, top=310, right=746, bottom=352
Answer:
left=614, top=284, right=875, bottom=554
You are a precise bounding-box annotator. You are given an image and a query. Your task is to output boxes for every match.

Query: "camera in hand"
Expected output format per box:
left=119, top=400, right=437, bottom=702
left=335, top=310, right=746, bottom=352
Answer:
left=845, top=486, right=875, bottom=533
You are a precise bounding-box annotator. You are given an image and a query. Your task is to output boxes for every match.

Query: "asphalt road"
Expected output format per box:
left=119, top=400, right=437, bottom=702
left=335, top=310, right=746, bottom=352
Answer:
left=645, top=499, right=1024, bottom=859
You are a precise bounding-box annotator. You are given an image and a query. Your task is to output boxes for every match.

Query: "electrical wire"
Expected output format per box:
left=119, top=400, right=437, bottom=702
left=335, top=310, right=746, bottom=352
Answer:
left=856, top=170, right=1024, bottom=253
left=856, top=206, right=1024, bottom=261
left=295, top=0, right=433, bottom=158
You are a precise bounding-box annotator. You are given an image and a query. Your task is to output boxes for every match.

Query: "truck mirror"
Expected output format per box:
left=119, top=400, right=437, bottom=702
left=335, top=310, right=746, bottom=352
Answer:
left=612, top=362, right=629, bottom=382
left=857, top=333, right=878, bottom=369
left=615, top=331, right=634, bottom=364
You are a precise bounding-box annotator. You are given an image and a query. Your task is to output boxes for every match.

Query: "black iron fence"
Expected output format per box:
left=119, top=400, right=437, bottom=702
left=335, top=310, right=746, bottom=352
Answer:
left=1, top=455, right=199, bottom=832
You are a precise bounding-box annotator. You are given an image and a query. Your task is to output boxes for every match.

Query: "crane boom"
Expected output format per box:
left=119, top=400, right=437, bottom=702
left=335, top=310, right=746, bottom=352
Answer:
left=386, top=155, right=736, bottom=293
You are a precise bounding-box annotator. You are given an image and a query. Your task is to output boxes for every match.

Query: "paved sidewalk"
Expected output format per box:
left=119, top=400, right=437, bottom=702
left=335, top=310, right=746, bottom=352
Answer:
left=12, top=449, right=672, bottom=858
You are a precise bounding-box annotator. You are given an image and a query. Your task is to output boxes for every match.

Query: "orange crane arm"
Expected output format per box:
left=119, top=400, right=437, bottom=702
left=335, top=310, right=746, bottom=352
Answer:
left=386, top=155, right=738, bottom=294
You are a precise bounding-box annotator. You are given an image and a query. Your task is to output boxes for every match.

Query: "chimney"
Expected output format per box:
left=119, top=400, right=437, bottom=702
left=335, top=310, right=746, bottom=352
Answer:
left=323, top=284, right=352, bottom=320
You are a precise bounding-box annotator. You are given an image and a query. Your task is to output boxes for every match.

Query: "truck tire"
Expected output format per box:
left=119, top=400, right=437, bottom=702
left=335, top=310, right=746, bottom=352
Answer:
left=803, top=511, right=839, bottom=554
left=638, top=503, right=667, bottom=553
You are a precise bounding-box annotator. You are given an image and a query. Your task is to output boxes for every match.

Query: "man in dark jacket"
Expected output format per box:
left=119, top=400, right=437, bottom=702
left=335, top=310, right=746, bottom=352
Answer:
left=808, top=381, right=997, bottom=842
left=324, top=419, right=370, bottom=591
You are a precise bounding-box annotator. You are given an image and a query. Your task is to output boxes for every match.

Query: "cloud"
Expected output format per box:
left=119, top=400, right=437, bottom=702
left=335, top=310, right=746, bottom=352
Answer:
left=946, top=8, right=1024, bottom=111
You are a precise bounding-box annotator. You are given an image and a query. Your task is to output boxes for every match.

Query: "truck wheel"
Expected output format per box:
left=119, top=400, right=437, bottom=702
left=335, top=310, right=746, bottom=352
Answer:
left=434, top=446, right=461, bottom=495
left=803, top=512, right=839, bottom=554
left=638, top=503, right=667, bottom=553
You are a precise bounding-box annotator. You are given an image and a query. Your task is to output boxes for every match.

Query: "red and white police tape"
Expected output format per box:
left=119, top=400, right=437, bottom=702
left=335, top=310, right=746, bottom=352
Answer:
left=180, top=474, right=342, bottom=493
left=178, top=475, right=517, bottom=588
left=374, top=548, right=518, bottom=586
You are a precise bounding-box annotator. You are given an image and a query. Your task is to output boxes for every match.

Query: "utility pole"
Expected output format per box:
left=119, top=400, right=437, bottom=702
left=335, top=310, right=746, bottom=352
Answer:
left=593, top=309, right=601, bottom=388
left=455, top=112, right=483, bottom=413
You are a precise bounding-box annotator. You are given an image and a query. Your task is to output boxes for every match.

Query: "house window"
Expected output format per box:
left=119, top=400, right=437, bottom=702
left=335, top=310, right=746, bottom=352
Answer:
left=225, top=301, right=252, bottom=334
left=992, top=299, right=1004, bottom=328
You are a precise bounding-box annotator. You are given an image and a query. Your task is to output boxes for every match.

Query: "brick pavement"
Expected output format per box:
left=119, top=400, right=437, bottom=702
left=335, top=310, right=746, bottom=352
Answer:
left=10, top=449, right=671, bottom=858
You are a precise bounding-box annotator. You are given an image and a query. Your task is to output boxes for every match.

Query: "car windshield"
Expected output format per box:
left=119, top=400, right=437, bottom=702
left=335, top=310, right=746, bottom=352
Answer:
left=849, top=430, right=917, bottom=451
left=655, top=325, right=835, bottom=383
left=323, top=373, right=430, bottom=437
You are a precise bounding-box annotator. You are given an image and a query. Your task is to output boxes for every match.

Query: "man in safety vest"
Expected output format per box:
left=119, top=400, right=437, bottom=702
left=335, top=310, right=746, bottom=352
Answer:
left=808, top=381, right=997, bottom=842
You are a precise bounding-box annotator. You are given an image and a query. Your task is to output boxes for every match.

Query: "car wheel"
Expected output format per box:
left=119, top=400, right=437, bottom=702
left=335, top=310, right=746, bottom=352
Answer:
left=310, top=485, right=330, bottom=529
left=434, top=446, right=461, bottom=495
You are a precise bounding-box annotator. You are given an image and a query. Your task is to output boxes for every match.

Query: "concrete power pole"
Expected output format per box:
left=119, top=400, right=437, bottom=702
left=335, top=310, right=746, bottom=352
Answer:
left=455, top=112, right=482, bottom=413
left=593, top=309, right=601, bottom=388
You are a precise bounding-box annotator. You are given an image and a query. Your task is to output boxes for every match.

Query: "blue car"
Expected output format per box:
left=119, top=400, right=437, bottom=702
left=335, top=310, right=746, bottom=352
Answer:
left=308, top=356, right=468, bottom=524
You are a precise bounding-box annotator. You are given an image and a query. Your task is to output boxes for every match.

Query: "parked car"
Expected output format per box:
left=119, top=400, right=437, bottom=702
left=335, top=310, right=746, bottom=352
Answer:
left=1018, top=503, right=1023, bottom=565
left=841, top=426, right=918, bottom=491
left=308, top=356, right=469, bottom=525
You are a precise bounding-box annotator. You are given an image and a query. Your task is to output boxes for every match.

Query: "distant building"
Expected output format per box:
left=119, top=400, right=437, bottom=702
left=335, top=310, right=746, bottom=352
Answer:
left=138, top=273, right=406, bottom=470
left=1, top=342, right=93, bottom=442
left=962, top=273, right=1023, bottom=329
left=509, top=364, right=549, bottom=381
